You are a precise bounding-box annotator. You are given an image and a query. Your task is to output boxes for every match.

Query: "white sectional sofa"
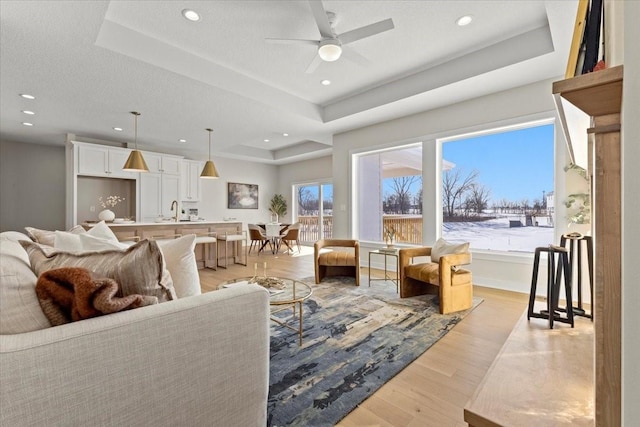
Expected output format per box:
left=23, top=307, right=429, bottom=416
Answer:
left=0, top=231, right=270, bottom=426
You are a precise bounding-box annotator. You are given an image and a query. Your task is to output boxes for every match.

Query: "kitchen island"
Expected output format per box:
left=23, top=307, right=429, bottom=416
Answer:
left=82, top=220, right=244, bottom=269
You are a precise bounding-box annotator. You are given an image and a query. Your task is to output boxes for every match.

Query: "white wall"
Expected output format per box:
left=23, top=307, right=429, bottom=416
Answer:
left=331, top=78, right=571, bottom=294
left=622, top=0, right=640, bottom=423
left=198, top=157, right=279, bottom=227
left=0, top=140, right=66, bottom=232
left=276, top=155, right=332, bottom=224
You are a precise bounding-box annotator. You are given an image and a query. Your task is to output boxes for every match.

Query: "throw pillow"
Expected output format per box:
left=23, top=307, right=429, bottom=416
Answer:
left=20, top=239, right=176, bottom=302
left=85, top=221, right=119, bottom=241
left=156, top=234, right=201, bottom=298
left=0, top=238, right=51, bottom=334
left=25, top=225, right=85, bottom=246
left=78, top=234, right=129, bottom=251
left=0, top=231, right=32, bottom=243
left=55, top=231, right=128, bottom=252
left=430, top=238, right=470, bottom=262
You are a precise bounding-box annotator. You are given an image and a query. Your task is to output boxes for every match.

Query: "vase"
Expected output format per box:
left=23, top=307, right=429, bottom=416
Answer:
left=98, top=209, right=115, bottom=222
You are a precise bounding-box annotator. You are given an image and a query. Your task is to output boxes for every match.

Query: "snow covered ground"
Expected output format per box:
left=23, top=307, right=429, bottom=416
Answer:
left=443, top=217, right=554, bottom=252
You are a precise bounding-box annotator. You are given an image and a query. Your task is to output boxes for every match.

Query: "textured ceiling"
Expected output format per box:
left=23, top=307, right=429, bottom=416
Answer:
left=0, top=0, right=578, bottom=164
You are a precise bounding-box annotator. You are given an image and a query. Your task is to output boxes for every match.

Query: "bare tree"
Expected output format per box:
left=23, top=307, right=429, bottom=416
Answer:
left=389, top=176, right=421, bottom=214
left=297, top=187, right=317, bottom=215
left=467, top=183, right=491, bottom=215
left=442, top=169, right=479, bottom=218
left=415, top=187, right=423, bottom=214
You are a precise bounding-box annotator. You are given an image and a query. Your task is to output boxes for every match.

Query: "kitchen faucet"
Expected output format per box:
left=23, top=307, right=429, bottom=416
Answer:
left=170, top=200, right=179, bottom=222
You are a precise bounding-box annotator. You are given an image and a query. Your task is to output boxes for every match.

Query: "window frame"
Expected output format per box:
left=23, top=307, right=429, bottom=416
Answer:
left=350, top=112, right=566, bottom=259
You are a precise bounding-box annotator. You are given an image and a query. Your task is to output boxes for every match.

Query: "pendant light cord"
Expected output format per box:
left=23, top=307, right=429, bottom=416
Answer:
left=206, top=128, right=213, bottom=160
left=131, top=111, right=141, bottom=150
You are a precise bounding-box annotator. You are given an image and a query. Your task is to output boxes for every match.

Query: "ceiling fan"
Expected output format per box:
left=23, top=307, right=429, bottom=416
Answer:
left=266, top=0, right=395, bottom=73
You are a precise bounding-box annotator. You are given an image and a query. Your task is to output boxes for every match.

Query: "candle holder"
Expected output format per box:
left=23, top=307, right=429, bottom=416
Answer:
left=248, top=262, right=285, bottom=290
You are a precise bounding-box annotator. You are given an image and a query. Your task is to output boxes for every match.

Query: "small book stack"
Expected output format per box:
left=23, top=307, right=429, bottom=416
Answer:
left=379, top=247, right=398, bottom=254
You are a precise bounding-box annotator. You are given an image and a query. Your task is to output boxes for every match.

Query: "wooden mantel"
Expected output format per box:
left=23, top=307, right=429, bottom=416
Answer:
left=553, top=65, right=623, bottom=427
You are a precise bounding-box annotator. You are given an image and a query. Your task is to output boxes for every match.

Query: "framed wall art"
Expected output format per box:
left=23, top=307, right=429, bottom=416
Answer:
left=227, top=182, right=259, bottom=209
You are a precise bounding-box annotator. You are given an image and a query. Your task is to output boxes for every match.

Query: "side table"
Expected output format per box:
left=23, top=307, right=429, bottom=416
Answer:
left=368, top=248, right=399, bottom=292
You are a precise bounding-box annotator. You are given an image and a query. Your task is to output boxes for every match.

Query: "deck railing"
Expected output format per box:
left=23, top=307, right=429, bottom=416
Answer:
left=298, top=215, right=334, bottom=242
left=383, top=216, right=423, bottom=244
left=297, top=215, right=423, bottom=244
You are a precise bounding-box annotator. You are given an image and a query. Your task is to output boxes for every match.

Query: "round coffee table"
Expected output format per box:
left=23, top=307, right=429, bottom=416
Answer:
left=218, top=277, right=312, bottom=345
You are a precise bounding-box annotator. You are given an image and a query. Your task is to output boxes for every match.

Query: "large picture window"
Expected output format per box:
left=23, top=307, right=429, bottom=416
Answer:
left=441, top=122, right=555, bottom=252
left=355, top=144, right=423, bottom=244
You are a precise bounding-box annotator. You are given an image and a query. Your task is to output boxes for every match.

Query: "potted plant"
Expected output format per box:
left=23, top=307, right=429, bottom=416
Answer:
left=269, top=194, right=287, bottom=223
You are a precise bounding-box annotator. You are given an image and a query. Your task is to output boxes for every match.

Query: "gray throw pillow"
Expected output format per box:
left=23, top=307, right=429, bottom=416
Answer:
left=20, top=239, right=176, bottom=302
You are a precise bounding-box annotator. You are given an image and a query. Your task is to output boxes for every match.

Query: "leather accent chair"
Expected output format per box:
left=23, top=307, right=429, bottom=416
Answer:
left=314, top=239, right=360, bottom=286
left=398, top=247, right=472, bottom=314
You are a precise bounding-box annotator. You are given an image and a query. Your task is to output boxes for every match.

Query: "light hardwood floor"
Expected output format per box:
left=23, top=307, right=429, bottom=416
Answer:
left=198, top=246, right=529, bottom=426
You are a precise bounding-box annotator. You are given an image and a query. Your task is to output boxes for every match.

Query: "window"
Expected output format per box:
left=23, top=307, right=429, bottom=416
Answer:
left=294, top=182, right=333, bottom=242
left=354, top=144, right=423, bottom=244
left=441, top=122, right=555, bottom=252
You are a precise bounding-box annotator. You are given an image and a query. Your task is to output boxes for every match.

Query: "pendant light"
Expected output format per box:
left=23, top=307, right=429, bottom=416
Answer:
left=200, top=128, right=219, bottom=179
left=122, top=111, right=149, bottom=172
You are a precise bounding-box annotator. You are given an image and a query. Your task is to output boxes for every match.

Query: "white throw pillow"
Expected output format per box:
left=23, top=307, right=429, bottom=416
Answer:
left=78, top=234, right=129, bottom=251
left=430, top=238, right=470, bottom=262
left=0, top=231, right=32, bottom=243
left=0, top=238, right=51, bottom=334
left=157, top=234, right=201, bottom=298
left=87, top=221, right=119, bottom=241
left=54, top=221, right=124, bottom=251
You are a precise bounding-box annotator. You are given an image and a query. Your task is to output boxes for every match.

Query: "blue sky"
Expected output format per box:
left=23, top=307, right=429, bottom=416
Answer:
left=383, top=124, right=554, bottom=204
left=442, top=124, right=554, bottom=203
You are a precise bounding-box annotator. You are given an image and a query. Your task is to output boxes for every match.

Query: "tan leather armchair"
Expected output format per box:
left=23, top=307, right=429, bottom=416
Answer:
left=399, top=247, right=472, bottom=314
left=314, top=239, right=360, bottom=286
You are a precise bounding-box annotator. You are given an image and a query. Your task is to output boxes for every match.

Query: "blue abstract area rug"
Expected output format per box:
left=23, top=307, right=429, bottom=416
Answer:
left=267, top=276, right=483, bottom=427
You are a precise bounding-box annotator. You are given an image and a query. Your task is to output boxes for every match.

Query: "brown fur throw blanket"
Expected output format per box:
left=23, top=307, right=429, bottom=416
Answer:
left=36, top=267, right=158, bottom=326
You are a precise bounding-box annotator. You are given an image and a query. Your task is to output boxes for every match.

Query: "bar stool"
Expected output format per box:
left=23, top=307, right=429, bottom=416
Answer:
left=559, top=232, right=594, bottom=320
left=217, top=230, right=248, bottom=268
left=194, top=232, right=217, bottom=270
left=527, top=245, right=574, bottom=328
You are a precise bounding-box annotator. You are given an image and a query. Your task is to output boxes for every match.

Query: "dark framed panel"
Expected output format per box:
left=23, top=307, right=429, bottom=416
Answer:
left=227, top=182, right=259, bottom=209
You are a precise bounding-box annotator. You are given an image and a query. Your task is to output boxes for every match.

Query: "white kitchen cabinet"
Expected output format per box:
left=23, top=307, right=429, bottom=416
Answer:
left=181, top=160, right=203, bottom=202
left=142, top=152, right=182, bottom=175
left=76, top=143, right=138, bottom=179
left=139, top=173, right=180, bottom=221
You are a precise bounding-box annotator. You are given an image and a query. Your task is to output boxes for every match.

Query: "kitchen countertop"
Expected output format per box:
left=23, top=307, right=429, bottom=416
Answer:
left=83, top=220, right=242, bottom=227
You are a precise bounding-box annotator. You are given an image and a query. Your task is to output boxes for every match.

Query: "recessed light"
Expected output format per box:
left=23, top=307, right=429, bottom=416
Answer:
left=182, top=9, right=200, bottom=22
left=21, top=110, right=35, bottom=115
left=20, top=93, right=36, bottom=100
left=179, top=139, right=187, bottom=143
left=22, top=122, right=34, bottom=126
left=283, top=133, right=289, bottom=137
left=321, top=80, right=331, bottom=86
left=456, top=15, right=473, bottom=26
left=113, top=127, right=123, bottom=132
left=264, top=139, right=270, bottom=142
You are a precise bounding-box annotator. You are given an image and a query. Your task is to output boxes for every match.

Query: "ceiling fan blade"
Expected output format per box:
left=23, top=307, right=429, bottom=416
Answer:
left=265, top=38, right=319, bottom=46
left=308, top=0, right=334, bottom=38
left=338, top=18, right=395, bottom=45
left=305, top=54, right=323, bottom=74
left=342, top=47, right=371, bottom=67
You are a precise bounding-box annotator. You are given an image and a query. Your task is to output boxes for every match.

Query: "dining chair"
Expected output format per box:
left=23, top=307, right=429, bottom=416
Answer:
left=248, top=224, right=272, bottom=255
left=280, top=222, right=301, bottom=254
